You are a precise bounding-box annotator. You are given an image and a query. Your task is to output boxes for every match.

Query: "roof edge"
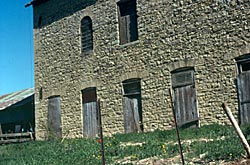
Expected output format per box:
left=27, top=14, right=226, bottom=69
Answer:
left=25, top=0, right=50, bottom=8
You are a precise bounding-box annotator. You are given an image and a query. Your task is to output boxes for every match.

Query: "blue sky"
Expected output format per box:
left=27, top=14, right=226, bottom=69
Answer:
left=0, top=0, right=34, bottom=95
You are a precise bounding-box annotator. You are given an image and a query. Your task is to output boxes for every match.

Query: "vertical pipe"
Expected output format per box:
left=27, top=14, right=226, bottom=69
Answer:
left=169, top=89, right=185, bottom=165
left=98, top=99, right=105, bottom=165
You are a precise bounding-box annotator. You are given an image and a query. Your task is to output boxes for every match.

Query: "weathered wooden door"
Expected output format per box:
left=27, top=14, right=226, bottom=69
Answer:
left=237, top=72, right=250, bottom=125
left=123, top=95, right=142, bottom=133
left=172, top=69, right=198, bottom=127
left=122, top=79, right=143, bottom=133
left=82, top=88, right=98, bottom=138
left=48, top=96, right=62, bottom=138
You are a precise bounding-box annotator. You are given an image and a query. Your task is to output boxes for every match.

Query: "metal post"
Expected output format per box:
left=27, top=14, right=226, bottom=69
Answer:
left=98, top=99, right=105, bottom=165
left=169, top=89, right=185, bottom=165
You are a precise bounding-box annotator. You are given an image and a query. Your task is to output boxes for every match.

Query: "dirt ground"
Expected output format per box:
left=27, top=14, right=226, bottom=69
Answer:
left=116, top=155, right=250, bottom=165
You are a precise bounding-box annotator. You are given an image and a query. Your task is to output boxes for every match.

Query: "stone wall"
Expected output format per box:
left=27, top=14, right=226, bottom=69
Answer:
left=33, top=0, right=250, bottom=139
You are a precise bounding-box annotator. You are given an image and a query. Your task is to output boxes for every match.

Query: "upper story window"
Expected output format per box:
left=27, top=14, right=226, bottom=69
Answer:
left=117, top=0, right=138, bottom=45
left=81, top=16, right=93, bottom=56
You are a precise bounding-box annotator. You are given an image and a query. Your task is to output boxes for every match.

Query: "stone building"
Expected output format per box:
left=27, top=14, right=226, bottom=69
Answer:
left=26, top=0, right=250, bottom=139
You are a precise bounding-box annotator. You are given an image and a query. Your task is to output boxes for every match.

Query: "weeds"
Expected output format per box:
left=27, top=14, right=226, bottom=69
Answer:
left=0, top=124, right=248, bottom=164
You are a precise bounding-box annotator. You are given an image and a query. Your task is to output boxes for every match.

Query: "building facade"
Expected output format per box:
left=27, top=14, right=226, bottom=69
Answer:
left=29, top=0, right=250, bottom=139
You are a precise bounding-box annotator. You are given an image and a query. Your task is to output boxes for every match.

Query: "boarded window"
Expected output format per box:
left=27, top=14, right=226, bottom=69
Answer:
left=122, top=79, right=143, bottom=133
left=82, top=87, right=98, bottom=138
left=48, top=96, right=62, bottom=138
left=81, top=16, right=93, bottom=55
left=236, top=55, right=250, bottom=125
left=117, top=0, right=138, bottom=45
left=171, top=68, right=198, bottom=128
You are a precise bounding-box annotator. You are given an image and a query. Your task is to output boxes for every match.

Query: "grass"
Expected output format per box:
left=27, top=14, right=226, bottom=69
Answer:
left=0, top=124, right=249, bottom=165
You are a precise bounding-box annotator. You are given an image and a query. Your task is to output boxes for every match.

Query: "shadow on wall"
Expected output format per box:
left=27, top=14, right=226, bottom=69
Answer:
left=32, top=0, right=97, bottom=29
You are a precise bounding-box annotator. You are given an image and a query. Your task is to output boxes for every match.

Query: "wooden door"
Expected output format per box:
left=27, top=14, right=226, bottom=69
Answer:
left=174, top=85, right=198, bottom=127
left=48, top=96, right=62, bottom=138
left=172, top=69, right=198, bottom=127
left=123, top=95, right=142, bottom=133
left=82, top=88, right=98, bottom=138
left=83, top=102, right=98, bottom=137
left=237, top=72, right=250, bottom=125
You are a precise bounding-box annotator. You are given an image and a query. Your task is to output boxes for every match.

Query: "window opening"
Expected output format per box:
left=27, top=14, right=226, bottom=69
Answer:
left=117, top=0, right=138, bottom=44
left=237, top=57, right=250, bottom=74
left=39, top=87, right=43, bottom=100
left=81, top=16, right=93, bottom=55
left=82, top=87, right=98, bottom=138
left=122, top=78, right=143, bottom=133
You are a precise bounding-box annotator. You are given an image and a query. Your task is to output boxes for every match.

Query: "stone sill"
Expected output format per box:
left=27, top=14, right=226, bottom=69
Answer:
left=118, top=40, right=140, bottom=48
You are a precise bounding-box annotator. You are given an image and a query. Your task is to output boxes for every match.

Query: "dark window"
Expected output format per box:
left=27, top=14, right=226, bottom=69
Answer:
left=38, top=16, right=42, bottom=28
left=237, top=58, right=250, bottom=74
left=171, top=68, right=198, bottom=128
left=117, top=0, right=138, bottom=45
left=241, top=62, right=250, bottom=72
left=81, top=16, right=93, bottom=55
left=82, top=87, right=99, bottom=138
left=39, top=87, right=43, bottom=100
left=122, top=79, right=143, bottom=133
left=48, top=96, right=62, bottom=138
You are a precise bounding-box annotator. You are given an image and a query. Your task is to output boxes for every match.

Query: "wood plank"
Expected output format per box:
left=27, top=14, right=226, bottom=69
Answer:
left=90, top=102, right=94, bottom=137
left=84, top=103, right=89, bottom=137
left=174, top=85, right=198, bottom=127
left=0, top=124, right=2, bottom=135
left=0, top=132, right=32, bottom=138
left=237, top=73, right=250, bottom=125
left=174, top=88, right=181, bottom=124
left=125, top=15, right=130, bottom=43
left=48, top=96, right=62, bottom=138
left=132, top=98, right=141, bottom=132
left=123, top=97, right=131, bottom=133
left=92, top=102, right=98, bottom=137
left=182, top=87, right=186, bottom=124
left=83, top=101, right=98, bottom=138
left=0, top=138, right=32, bottom=145
left=242, top=103, right=250, bottom=124
left=185, top=86, right=191, bottom=122
left=87, top=104, right=90, bottom=137
left=127, top=97, right=133, bottom=133
left=119, top=16, right=127, bottom=44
